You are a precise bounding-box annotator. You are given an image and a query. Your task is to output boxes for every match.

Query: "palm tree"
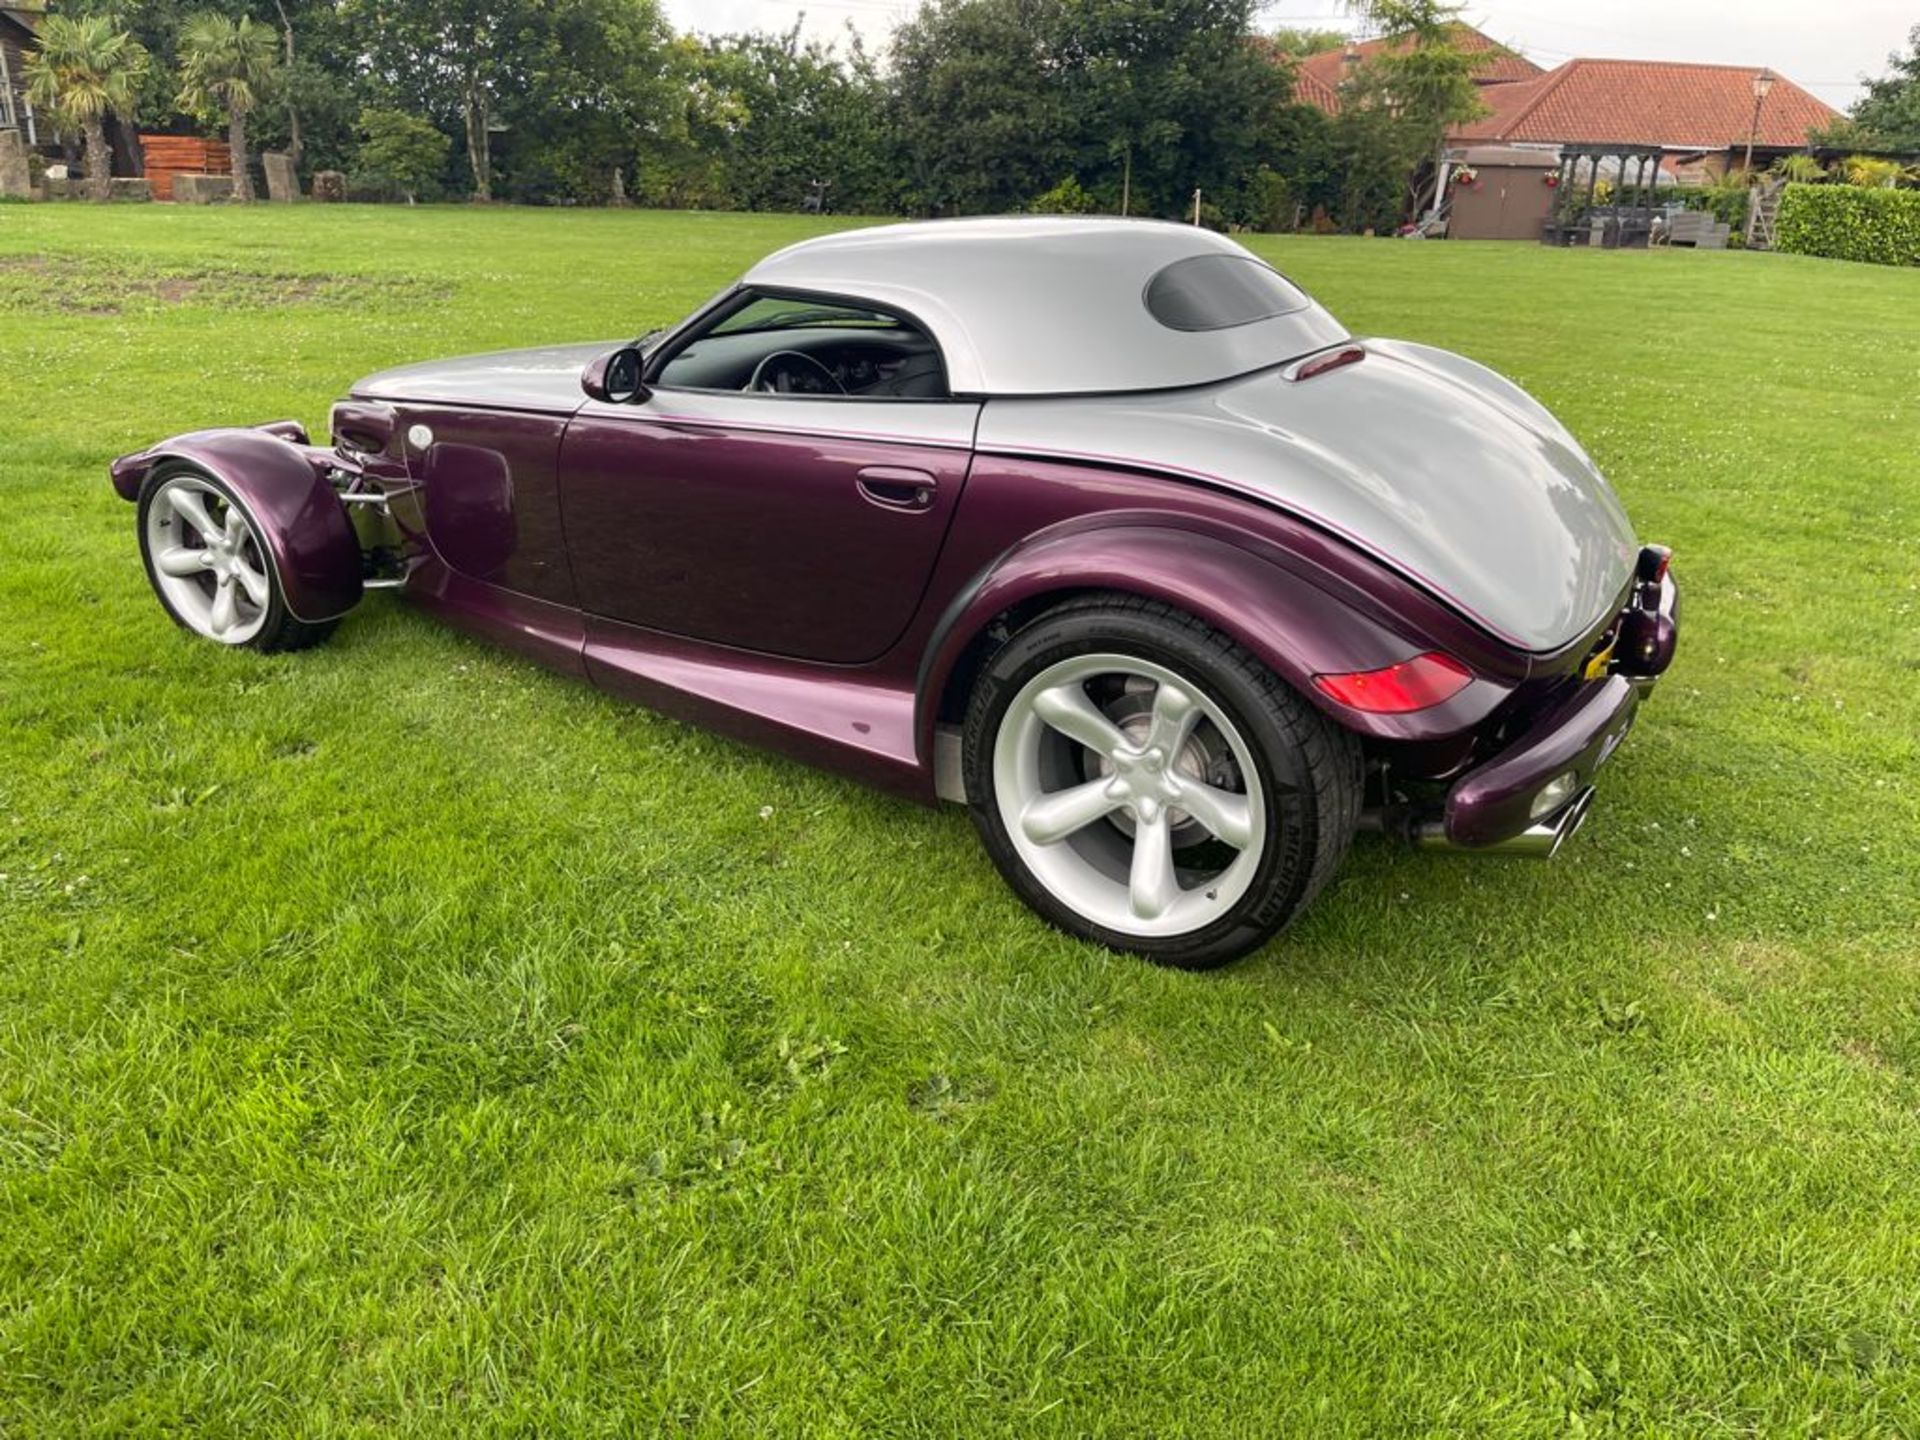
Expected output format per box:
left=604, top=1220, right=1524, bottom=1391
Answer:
left=176, top=14, right=278, bottom=202
left=21, top=16, right=150, bottom=203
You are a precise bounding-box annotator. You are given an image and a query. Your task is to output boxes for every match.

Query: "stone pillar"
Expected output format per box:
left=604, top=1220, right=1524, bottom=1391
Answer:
left=311, top=170, right=345, bottom=203
left=262, top=151, right=299, bottom=202
left=0, top=131, right=31, bottom=200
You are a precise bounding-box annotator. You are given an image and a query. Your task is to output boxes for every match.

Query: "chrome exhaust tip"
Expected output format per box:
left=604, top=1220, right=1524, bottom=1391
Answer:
left=1409, top=786, right=1596, bottom=860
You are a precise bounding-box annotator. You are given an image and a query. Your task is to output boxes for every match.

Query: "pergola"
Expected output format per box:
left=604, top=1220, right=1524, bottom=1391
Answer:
left=1540, top=144, right=1665, bottom=248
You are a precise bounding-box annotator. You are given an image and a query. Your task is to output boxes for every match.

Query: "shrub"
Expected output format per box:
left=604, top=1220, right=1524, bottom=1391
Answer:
left=1671, top=177, right=1750, bottom=230
left=351, top=107, right=449, bottom=204
left=1227, top=167, right=1294, bottom=233
left=1772, top=153, right=1828, bottom=184
left=1841, top=154, right=1906, bottom=189
left=1029, top=176, right=1096, bottom=215
left=1775, top=183, right=1920, bottom=265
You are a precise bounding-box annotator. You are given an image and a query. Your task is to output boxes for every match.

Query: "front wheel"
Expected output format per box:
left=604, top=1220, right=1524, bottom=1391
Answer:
left=962, top=596, right=1361, bottom=969
left=137, top=466, right=337, bottom=653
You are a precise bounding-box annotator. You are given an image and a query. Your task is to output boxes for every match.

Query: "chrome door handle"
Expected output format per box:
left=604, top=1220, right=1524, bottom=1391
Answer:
left=856, top=466, right=937, bottom=511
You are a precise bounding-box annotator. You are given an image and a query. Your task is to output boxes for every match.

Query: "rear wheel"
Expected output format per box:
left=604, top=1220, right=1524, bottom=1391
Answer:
left=963, top=596, right=1361, bottom=969
left=137, top=466, right=337, bottom=653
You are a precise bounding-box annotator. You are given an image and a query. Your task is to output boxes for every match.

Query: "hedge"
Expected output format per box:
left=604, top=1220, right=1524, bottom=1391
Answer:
left=1774, top=183, right=1920, bottom=266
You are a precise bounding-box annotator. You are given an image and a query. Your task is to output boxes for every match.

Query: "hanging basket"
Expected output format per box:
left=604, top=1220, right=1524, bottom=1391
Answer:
left=1452, top=166, right=1479, bottom=188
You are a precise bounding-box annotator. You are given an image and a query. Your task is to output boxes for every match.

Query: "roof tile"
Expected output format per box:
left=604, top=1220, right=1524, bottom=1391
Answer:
left=1450, top=58, right=1840, bottom=149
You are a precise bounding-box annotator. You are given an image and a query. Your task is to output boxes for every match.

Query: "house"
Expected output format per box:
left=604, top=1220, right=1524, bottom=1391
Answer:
left=1290, top=24, right=1543, bottom=115
left=1291, top=30, right=1837, bottom=175
left=1451, top=58, right=1841, bottom=178
left=0, top=2, right=41, bottom=146
left=1290, top=29, right=1843, bottom=241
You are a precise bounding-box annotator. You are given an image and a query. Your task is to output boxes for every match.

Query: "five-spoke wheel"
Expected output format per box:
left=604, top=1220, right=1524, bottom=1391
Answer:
left=965, top=596, right=1361, bottom=968
left=136, top=466, right=337, bottom=653
left=993, top=653, right=1266, bottom=937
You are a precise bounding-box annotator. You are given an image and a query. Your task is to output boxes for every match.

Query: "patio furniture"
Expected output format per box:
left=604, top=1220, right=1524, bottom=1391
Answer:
left=1661, top=210, right=1729, bottom=249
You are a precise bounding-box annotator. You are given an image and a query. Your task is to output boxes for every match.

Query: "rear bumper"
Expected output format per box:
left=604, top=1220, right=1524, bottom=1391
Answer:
left=1444, top=558, right=1679, bottom=849
left=1446, top=675, right=1640, bottom=846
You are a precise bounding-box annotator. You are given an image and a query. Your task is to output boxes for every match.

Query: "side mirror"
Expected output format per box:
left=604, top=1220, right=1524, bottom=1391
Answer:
left=582, top=346, right=648, bottom=405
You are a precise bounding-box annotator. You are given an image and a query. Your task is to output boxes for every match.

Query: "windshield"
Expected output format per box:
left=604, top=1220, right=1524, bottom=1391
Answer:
left=710, top=296, right=899, bottom=336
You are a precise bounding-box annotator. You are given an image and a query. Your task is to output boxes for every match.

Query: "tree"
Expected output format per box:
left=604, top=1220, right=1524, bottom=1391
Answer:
left=1844, top=24, right=1920, bottom=151
left=889, top=0, right=1073, bottom=216
left=346, top=0, right=558, bottom=202
left=22, top=15, right=150, bottom=202
left=1245, top=100, right=1339, bottom=227
left=352, top=106, right=448, bottom=201
left=498, top=0, right=679, bottom=205
left=1337, top=0, right=1493, bottom=219
left=1055, top=0, right=1290, bottom=219
left=176, top=13, right=279, bottom=201
left=1269, top=26, right=1348, bottom=57
left=665, top=24, right=898, bottom=214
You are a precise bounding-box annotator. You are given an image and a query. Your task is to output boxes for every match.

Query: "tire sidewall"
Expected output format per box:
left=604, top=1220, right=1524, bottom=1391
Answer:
left=963, top=605, right=1328, bottom=967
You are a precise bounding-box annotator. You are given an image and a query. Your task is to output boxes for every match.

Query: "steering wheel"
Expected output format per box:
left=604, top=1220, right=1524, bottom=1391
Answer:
left=749, top=350, right=846, bottom=395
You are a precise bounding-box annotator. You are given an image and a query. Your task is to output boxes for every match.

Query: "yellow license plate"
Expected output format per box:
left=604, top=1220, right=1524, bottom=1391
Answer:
left=1583, top=639, right=1617, bottom=681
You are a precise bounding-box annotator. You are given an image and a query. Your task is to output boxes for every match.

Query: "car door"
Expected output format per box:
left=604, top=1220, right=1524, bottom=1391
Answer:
left=396, top=404, right=576, bottom=606
left=559, top=363, right=979, bottom=667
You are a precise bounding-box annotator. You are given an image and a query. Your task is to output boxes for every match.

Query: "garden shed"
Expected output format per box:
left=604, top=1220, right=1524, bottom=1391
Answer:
left=1444, top=145, right=1563, bottom=240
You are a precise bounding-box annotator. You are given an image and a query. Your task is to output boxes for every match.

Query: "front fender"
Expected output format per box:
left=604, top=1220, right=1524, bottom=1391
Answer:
left=110, top=427, right=364, bottom=624
left=917, top=520, right=1512, bottom=757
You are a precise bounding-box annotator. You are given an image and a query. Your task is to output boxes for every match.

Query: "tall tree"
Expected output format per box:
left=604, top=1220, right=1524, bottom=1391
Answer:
left=176, top=12, right=279, bottom=200
left=889, top=0, right=1073, bottom=216
left=1056, top=0, right=1290, bottom=219
left=1339, top=0, right=1492, bottom=218
left=675, top=24, right=897, bottom=214
left=500, top=0, right=678, bottom=205
left=270, top=0, right=304, bottom=167
left=1846, top=23, right=1920, bottom=151
left=346, top=0, right=560, bottom=202
left=22, top=15, right=150, bottom=201
left=56, top=0, right=359, bottom=173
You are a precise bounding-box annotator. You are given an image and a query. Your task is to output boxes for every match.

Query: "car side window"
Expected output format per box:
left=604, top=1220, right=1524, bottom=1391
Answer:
left=653, top=291, right=951, bottom=400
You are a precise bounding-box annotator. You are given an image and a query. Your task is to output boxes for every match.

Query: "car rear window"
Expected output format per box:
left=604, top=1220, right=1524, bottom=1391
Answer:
left=1144, top=255, right=1312, bottom=332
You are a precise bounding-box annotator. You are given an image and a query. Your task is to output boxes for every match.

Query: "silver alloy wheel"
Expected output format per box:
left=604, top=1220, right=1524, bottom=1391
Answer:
left=144, top=474, right=272, bottom=645
left=992, top=652, right=1267, bottom=938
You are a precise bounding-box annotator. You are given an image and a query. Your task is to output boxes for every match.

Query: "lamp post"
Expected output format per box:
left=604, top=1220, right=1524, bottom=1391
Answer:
left=1742, top=67, right=1775, bottom=176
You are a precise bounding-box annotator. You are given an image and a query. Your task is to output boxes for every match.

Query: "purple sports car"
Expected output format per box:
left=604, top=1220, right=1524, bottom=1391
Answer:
left=111, top=218, right=1677, bottom=967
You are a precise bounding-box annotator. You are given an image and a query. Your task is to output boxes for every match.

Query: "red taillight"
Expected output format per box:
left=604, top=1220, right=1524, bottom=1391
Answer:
left=1293, top=345, right=1366, bottom=382
left=1312, top=652, right=1473, bottom=713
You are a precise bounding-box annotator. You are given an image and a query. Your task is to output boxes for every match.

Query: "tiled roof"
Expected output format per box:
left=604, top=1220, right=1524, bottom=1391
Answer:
left=1451, top=58, right=1841, bottom=149
left=1291, top=64, right=1342, bottom=113
left=1292, top=24, right=1541, bottom=114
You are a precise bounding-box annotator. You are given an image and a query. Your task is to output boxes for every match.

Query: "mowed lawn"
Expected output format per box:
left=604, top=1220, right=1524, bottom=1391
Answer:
left=2, top=203, right=1918, bottom=1436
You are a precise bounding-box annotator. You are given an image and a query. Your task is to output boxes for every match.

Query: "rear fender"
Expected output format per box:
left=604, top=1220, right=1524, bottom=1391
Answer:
left=110, top=427, right=364, bottom=623
left=917, top=521, right=1512, bottom=759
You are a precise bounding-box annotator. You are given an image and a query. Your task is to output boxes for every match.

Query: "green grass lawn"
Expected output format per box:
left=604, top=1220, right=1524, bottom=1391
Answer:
left=2, top=203, right=1918, bottom=1436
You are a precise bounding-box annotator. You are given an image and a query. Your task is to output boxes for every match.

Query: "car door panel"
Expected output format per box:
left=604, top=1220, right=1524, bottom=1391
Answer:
left=560, top=392, right=979, bottom=665
left=398, top=405, right=576, bottom=606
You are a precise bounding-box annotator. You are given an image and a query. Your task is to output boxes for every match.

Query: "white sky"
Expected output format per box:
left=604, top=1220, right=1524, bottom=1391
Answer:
left=660, top=0, right=1913, bottom=108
